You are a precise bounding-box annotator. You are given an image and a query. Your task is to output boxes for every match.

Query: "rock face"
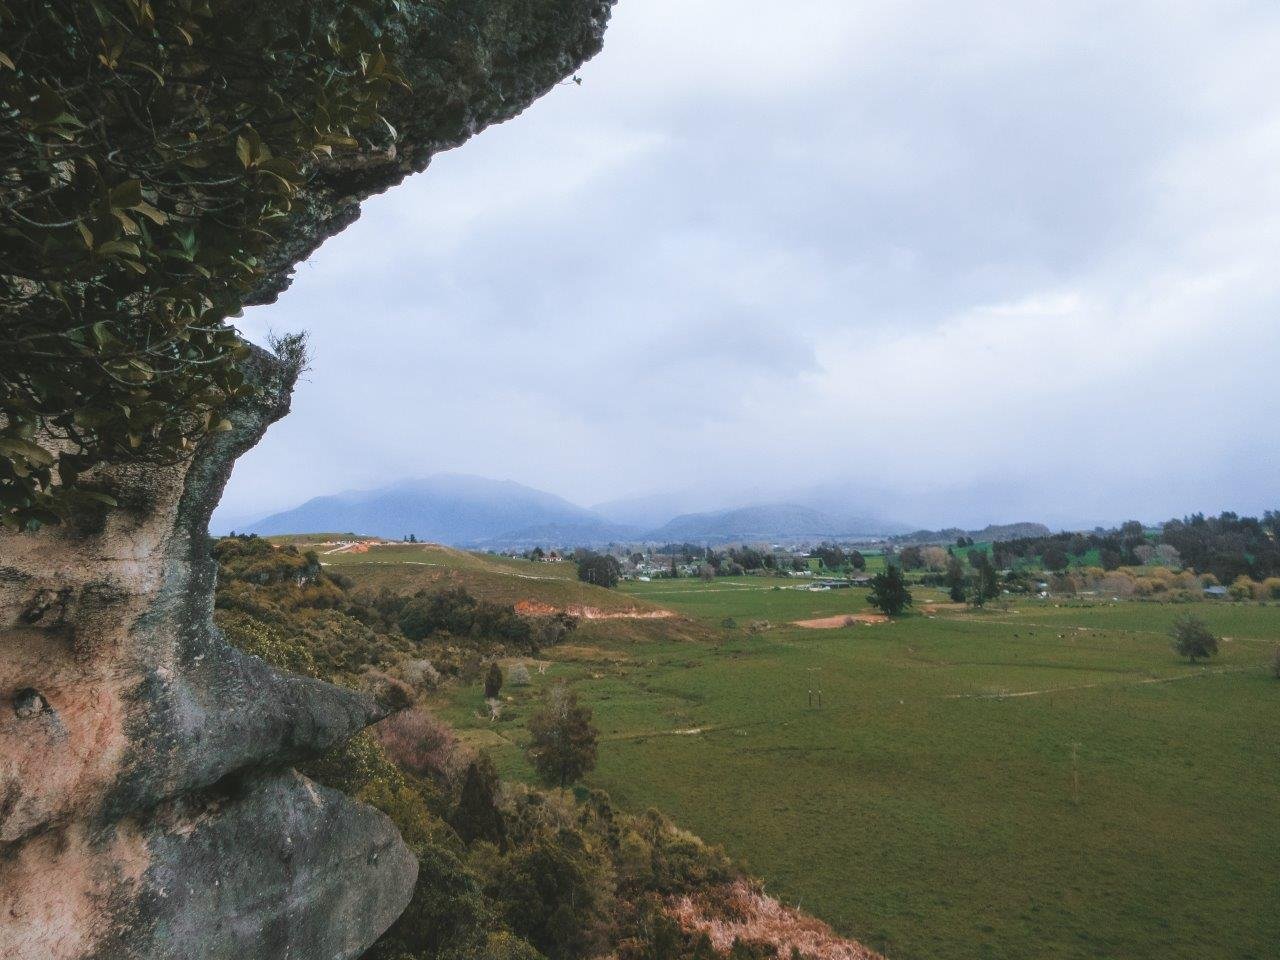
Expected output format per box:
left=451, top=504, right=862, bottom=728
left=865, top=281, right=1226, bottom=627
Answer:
left=0, top=2, right=614, bottom=957
left=0, top=352, right=416, bottom=960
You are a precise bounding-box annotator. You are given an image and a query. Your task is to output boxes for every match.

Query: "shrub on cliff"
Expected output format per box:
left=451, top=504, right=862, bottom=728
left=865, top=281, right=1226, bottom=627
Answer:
left=486, top=828, right=616, bottom=960
left=451, top=755, right=506, bottom=848
left=373, top=707, right=462, bottom=785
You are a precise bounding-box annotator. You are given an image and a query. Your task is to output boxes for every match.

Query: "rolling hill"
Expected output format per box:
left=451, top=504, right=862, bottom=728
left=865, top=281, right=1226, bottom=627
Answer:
left=645, top=503, right=870, bottom=544
left=242, top=476, right=914, bottom=546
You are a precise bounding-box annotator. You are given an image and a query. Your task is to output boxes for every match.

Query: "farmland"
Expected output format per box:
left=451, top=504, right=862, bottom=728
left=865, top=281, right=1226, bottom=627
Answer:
left=405, top=557, right=1280, bottom=960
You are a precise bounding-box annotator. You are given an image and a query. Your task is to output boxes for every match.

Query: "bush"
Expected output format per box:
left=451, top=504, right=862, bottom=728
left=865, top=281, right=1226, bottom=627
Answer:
left=486, top=828, right=615, bottom=960
left=1170, top=614, right=1219, bottom=663
left=403, top=658, right=442, bottom=692
left=373, top=707, right=462, bottom=785
left=366, top=840, right=496, bottom=960
left=1230, top=575, right=1261, bottom=601
left=364, top=668, right=416, bottom=712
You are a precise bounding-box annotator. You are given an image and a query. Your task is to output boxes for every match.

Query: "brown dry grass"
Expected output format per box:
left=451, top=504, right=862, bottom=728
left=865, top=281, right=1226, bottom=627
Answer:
left=669, top=881, right=883, bottom=960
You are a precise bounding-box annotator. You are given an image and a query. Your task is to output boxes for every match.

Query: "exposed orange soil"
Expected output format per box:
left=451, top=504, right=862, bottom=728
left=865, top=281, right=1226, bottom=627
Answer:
left=669, top=880, right=883, bottom=960
left=792, top=613, right=888, bottom=628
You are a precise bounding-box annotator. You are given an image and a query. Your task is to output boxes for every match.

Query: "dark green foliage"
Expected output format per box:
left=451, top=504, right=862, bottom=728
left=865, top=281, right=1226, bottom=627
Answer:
left=1161, top=511, right=1280, bottom=584
left=898, top=545, right=924, bottom=570
left=628, top=910, right=686, bottom=960
left=0, top=0, right=408, bottom=528
left=452, top=756, right=506, bottom=848
left=1170, top=614, right=1219, bottom=663
left=486, top=827, right=614, bottom=959
left=867, top=565, right=912, bottom=617
left=526, top=686, right=599, bottom=789
left=813, top=543, right=845, bottom=570
left=945, top=555, right=967, bottom=603
left=1042, top=544, right=1070, bottom=571
left=366, top=840, right=496, bottom=960
left=485, top=661, right=504, bottom=699
left=399, top=586, right=545, bottom=654
left=973, top=559, right=1000, bottom=607
left=577, top=551, right=621, bottom=588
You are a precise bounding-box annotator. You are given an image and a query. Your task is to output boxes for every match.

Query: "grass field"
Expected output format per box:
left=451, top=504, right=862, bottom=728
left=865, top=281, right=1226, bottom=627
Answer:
left=428, top=562, right=1280, bottom=960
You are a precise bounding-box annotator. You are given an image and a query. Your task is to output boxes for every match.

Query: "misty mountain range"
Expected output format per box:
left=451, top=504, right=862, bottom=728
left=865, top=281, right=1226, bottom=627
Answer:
left=233, top=474, right=917, bottom=547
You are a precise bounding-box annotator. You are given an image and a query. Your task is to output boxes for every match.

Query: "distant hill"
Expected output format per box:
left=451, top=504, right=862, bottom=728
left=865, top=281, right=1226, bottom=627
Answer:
left=476, top=519, right=641, bottom=549
left=243, top=474, right=610, bottom=544
left=897, top=521, right=1053, bottom=544
left=643, top=503, right=886, bottom=544
left=591, top=491, right=725, bottom=530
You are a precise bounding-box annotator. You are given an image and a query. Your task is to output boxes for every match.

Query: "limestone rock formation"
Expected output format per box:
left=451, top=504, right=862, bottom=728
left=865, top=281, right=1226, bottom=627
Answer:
left=1, top=351, right=416, bottom=960
left=0, top=2, right=614, bottom=957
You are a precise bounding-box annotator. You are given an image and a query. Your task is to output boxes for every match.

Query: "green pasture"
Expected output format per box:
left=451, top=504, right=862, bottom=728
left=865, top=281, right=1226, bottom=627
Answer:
left=435, top=568, right=1280, bottom=960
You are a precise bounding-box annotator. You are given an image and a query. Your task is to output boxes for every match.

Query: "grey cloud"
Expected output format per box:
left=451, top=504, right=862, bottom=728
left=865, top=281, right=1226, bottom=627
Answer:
left=217, top=1, right=1280, bottom=529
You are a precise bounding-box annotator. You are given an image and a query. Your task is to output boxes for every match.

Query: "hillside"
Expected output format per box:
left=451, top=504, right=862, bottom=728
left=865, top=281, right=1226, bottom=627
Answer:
left=646, top=503, right=862, bottom=544
left=323, top=542, right=671, bottom=618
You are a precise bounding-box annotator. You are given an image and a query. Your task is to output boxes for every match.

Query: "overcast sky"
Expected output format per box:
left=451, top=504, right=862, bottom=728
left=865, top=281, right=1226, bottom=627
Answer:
left=217, top=0, right=1280, bottom=531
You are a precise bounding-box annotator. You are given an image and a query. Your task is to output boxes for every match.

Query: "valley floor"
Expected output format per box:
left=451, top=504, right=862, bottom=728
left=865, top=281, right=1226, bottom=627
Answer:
left=420, top=571, right=1280, bottom=960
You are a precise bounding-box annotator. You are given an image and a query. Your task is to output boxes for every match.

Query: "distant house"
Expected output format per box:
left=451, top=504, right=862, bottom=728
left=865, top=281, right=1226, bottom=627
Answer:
left=1204, top=585, right=1229, bottom=598
left=544, top=550, right=564, bottom=563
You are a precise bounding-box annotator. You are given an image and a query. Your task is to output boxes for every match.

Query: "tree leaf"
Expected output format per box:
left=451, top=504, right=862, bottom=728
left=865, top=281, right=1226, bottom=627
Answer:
left=0, top=438, right=55, bottom=467
left=109, top=179, right=143, bottom=209
left=97, top=239, right=141, bottom=258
